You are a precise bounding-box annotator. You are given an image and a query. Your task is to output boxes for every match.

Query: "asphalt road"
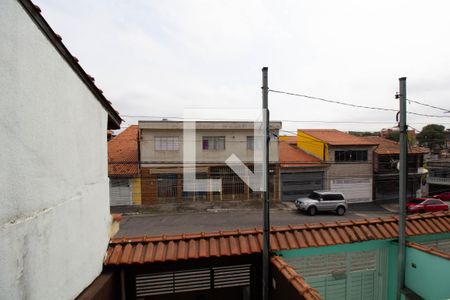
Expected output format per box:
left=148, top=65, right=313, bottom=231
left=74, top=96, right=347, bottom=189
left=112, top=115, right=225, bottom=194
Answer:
left=116, top=208, right=394, bottom=238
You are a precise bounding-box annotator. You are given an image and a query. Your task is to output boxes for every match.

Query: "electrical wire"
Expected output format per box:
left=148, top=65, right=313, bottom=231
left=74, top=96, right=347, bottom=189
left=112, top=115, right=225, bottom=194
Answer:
left=269, top=89, right=450, bottom=118
left=407, top=99, right=450, bottom=113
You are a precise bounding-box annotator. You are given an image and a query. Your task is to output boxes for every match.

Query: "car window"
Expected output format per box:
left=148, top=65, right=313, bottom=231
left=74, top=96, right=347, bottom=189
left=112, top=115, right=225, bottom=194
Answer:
left=322, top=194, right=332, bottom=201
left=430, top=200, right=443, bottom=205
left=322, top=194, right=343, bottom=201
left=308, top=192, right=320, bottom=200
left=409, top=199, right=423, bottom=204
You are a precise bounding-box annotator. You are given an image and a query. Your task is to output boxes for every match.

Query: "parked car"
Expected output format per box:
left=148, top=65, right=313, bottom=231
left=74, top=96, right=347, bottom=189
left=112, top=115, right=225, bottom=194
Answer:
left=433, top=192, right=450, bottom=201
left=295, top=191, right=347, bottom=216
left=406, top=198, right=449, bottom=214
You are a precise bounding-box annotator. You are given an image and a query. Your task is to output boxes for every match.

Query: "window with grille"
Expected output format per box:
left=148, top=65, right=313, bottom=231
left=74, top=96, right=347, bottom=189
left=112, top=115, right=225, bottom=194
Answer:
left=155, top=136, right=179, bottom=151
left=202, top=136, right=225, bottom=150
left=335, top=150, right=368, bottom=162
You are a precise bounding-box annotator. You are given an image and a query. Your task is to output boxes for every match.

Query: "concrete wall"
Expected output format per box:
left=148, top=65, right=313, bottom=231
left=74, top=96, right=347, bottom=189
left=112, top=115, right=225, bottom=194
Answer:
left=405, top=247, right=450, bottom=299
left=325, top=146, right=374, bottom=189
left=0, top=0, right=111, bottom=298
left=140, top=127, right=279, bottom=165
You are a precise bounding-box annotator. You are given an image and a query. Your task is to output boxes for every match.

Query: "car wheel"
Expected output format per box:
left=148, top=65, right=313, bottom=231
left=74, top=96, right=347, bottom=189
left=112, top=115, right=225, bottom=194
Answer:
left=336, top=206, right=346, bottom=216
left=419, top=209, right=425, bottom=214
left=308, top=206, right=317, bottom=216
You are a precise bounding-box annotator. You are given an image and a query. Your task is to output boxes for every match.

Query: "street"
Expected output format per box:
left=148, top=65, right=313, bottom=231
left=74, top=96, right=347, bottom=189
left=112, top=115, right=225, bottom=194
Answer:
left=116, top=208, right=394, bottom=237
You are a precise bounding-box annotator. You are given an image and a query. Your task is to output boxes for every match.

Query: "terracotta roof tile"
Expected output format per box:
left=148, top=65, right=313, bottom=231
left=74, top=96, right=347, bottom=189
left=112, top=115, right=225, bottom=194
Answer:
left=105, top=212, right=450, bottom=265
left=108, top=125, right=139, bottom=176
left=363, top=136, right=429, bottom=155
left=279, top=136, right=298, bottom=144
left=271, top=256, right=323, bottom=300
left=299, top=129, right=379, bottom=146
left=279, top=141, right=323, bottom=167
left=407, top=242, right=450, bottom=260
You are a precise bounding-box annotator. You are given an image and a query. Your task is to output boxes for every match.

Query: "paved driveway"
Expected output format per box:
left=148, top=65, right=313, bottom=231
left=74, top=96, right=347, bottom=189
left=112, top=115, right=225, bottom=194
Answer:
left=116, top=208, right=394, bottom=238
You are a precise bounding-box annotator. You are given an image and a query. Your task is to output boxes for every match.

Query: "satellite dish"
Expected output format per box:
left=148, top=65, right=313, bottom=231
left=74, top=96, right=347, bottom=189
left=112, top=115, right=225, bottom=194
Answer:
left=417, top=167, right=428, bottom=175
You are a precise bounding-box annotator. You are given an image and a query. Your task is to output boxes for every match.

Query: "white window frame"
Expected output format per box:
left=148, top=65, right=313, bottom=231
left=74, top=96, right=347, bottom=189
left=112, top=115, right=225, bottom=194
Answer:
left=155, top=136, right=180, bottom=151
left=202, top=136, right=225, bottom=151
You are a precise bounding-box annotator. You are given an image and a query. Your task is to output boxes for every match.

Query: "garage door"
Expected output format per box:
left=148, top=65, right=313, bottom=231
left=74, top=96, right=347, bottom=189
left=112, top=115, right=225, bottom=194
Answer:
left=286, top=249, right=388, bottom=300
left=281, top=172, right=323, bottom=202
left=330, top=177, right=372, bottom=203
left=110, top=178, right=132, bottom=206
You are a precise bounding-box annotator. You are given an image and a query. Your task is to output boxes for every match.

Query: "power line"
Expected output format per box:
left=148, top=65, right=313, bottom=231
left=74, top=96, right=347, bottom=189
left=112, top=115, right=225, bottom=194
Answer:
left=269, top=89, right=450, bottom=118
left=407, top=99, right=450, bottom=113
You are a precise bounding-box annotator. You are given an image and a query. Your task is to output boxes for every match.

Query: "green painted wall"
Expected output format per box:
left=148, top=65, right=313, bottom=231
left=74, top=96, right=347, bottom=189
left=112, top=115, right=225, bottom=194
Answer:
left=276, top=235, right=450, bottom=300
left=405, top=247, right=450, bottom=300
left=276, top=240, right=398, bottom=300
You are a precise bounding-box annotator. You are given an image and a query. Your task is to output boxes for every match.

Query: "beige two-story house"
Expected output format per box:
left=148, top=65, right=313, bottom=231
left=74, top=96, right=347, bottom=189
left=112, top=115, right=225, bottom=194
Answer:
left=139, top=120, right=282, bottom=204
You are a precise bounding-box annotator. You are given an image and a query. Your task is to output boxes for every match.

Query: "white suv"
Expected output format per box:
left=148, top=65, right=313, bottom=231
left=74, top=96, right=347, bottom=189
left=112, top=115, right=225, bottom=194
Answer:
left=295, top=191, right=347, bottom=216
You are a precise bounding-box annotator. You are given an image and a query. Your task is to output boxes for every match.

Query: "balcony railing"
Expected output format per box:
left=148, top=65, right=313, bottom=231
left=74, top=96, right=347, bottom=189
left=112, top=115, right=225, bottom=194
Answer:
left=428, top=176, right=450, bottom=186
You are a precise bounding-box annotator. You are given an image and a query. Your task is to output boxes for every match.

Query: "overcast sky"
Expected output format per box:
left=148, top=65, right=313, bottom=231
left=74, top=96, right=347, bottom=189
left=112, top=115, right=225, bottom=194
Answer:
left=37, top=0, right=450, bottom=134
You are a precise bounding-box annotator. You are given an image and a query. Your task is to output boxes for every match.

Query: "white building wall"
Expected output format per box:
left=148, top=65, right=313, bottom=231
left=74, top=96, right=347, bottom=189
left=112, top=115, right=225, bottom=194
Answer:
left=0, top=0, right=111, bottom=299
left=140, top=128, right=280, bottom=165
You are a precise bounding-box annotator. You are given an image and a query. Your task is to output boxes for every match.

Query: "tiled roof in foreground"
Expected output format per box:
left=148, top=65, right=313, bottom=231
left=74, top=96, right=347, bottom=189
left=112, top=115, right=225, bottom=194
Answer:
left=407, top=241, right=450, bottom=260
left=105, top=212, right=450, bottom=265
left=271, top=256, right=322, bottom=300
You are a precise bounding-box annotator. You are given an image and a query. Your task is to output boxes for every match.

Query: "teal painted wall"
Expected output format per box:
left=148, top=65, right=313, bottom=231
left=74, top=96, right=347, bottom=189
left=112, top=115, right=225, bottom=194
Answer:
left=405, top=247, right=450, bottom=300
left=276, top=234, right=450, bottom=300
left=276, top=240, right=398, bottom=300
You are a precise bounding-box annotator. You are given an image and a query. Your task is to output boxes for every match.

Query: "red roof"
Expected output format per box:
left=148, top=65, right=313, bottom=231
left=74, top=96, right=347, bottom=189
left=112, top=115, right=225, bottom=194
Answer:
left=363, top=136, right=429, bottom=155
left=104, top=211, right=450, bottom=265
left=299, top=129, right=378, bottom=146
left=279, top=136, right=298, bottom=144
left=407, top=242, right=450, bottom=260
left=271, top=256, right=322, bottom=300
left=108, top=126, right=139, bottom=176
left=279, top=141, right=323, bottom=167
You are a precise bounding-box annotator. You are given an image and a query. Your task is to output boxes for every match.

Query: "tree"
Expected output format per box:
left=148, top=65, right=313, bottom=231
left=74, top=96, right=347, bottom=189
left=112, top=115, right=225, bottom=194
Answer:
left=385, top=131, right=400, bottom=142
left=416, top=124, right=446, bottom=149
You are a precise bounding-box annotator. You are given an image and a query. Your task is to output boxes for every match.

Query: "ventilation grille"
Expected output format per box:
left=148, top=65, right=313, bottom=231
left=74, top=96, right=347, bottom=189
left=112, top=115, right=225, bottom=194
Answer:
left=135, top=264, right=251, bottom=297
left=213, top=264, right=251, bottom=288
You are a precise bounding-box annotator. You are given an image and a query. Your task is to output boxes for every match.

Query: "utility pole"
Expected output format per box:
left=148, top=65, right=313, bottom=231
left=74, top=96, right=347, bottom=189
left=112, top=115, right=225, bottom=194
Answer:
left=397, top=77, right=407, bottom=300
left=262, top=67, right=270, bottom=300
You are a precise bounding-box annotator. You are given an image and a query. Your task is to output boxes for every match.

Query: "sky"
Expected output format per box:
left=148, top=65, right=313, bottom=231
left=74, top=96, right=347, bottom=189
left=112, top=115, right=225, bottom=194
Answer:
left=37, top=0, right=450, bottom=134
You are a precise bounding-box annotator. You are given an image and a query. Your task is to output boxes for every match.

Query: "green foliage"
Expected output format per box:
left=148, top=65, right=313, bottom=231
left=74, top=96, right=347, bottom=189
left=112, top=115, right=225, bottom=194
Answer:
left=416, top=124, right=446, bottom=149
left=349, top=131, right=379, bottom=137
left=385, top=131, right=400, bottom=142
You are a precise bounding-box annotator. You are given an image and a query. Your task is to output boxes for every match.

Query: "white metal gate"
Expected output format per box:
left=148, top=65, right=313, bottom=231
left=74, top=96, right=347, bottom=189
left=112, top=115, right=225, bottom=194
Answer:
left=286, top=249, right=387, bottom=300
left=330, top=177, right=372, bottom=203
left=109, top=178, right=132, bottom=206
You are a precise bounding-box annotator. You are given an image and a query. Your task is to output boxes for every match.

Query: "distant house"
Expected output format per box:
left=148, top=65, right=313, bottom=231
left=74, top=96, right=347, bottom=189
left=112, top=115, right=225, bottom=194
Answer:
left=296, top=129, right=378, bottom=203
left=138, top=120, right=281, bottom=204
left=278, top=139, right=326, bottom=201
left=428, top=159, right=450, bottom=195
left=1, top=0, right=121, bottom=298
left=108, top=125, right=140, bottom=206
left=362, top=136, right=429, bottom=201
